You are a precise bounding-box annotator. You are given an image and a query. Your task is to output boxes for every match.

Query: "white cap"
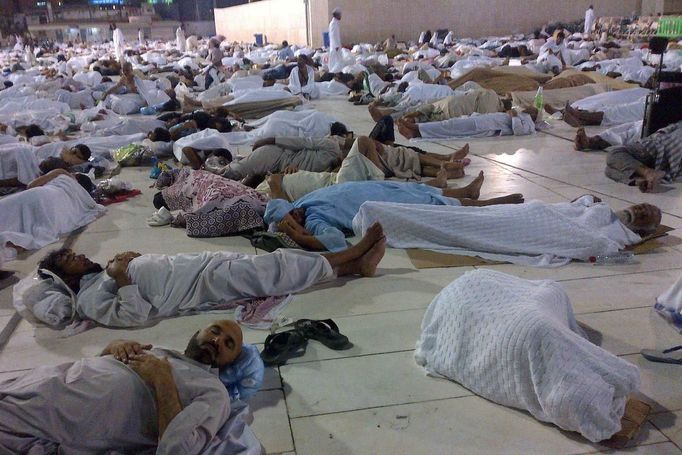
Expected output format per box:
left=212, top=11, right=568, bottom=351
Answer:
left=332, top=7, right=342, bottom=15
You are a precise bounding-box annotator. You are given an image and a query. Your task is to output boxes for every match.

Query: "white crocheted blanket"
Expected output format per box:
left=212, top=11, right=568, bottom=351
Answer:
left=352, top=196, right=641, bottom=267
left=415, top=269, right=640, bottom=442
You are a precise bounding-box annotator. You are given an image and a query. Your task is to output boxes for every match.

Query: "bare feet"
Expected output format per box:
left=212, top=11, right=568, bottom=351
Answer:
left=368, top=102, right=385, bottom=122
left=441, top=162, right=465, bottom=179
left=354, top=222, right=385, bottom=254
left=429, top=167, right=449, bottom=188
left=562, top=103, right=582, bottom=128
left=450, top=143, right=469, bottom=161
left=638, top=169, right=666, bottom=193
left=465, top=171, right=484, bottom=199
left=574, top=127, right=589, bottom=151
left=397, top=118, right=420, bottom=139
left=358, top=237, right=386, bottom=277
left=492, top=193, right=525, bottom=204
left=544, top=104, right=561, bottom=115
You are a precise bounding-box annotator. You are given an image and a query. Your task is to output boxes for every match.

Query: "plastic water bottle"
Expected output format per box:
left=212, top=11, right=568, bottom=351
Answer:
left=533, top=86, right=544, bottom=122
left=140, top=102, right=165, bottom=115
left=589, top=251, right=636, bottom=265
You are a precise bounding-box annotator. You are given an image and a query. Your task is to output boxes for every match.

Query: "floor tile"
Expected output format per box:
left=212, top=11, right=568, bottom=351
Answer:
left=250, top=389, right=295, bottom=454
left=282, top=350, right=470, bottom=417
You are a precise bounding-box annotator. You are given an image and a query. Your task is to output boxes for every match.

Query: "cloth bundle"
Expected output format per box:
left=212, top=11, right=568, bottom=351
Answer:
left=415, top=269, right=640, bottom=442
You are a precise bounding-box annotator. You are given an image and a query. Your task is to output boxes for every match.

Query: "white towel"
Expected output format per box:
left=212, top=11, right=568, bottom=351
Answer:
left=415, top=269, right=640, bottom=442
left=352, top=196, right=641, bottom=267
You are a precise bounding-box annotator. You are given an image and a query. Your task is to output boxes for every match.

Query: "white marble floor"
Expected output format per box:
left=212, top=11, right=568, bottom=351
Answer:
left=1, top=98, right=681, bottom=455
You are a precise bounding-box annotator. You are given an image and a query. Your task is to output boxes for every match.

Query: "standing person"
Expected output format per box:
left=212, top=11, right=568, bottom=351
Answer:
left=584, top=5, right=596, bottom=36
left=176, top=23, right=186, bottom=53
left=112, top=23, right=125, bottom=62
left=138, top=27, right=144, bottom=44
left=328, top=7, right=343, bottom=73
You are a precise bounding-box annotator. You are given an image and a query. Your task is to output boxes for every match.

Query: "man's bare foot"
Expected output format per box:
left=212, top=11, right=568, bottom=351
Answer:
left=562, top=103, right=582, bottom=127
left=397, top=118, right=420, bottom=139
left=368, top=103, right=385, bottom=122
left=492, top=193, right=525, bottom=204
left=464, top=171, right=484, bottom=199
left=429, top=167, right=449, bottom=187
left=638, top=169, right=666, bottom=193
left=544, top=104, right=560, bottom=115
left=574, top=127, right=590, bottom=151
left=450, top=143, right=469, bottom=161
left=354, top=222, right=385, bottom=254
left=358, top=237, right=386, bottom=277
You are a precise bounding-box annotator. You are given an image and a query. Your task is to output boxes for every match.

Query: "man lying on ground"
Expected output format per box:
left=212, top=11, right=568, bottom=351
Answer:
left=0, top=169, right=103, bottom=261
left=573, top=122, right=642, bottom=152
left=545, top=87, right=648, bottom=127
left=26, top=226, right=385, bottom=328
left=354, top=195, right=661, bottom=266
left=397, top=107, right=538, bottom=139
left=0, top=320, right=261, bottom=453
left=0, top=143, right=90, bottom=189
left=603, top=121, right=682, bottom=192
left=264, top=173, right=523, bottom=251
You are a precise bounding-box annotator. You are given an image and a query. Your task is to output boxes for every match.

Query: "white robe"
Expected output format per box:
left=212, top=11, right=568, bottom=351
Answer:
left=571, top=88, right=648, bottom=126
left=138, top=30, right=144, bottom=43
left=0, top=175, right=105, bottom=261
left=288, top=65, right=319, bottom=99
left=599, top=121, right=643, bottom=146
left=328, top=17, right=343, bottom=73
left=112, top=28, right=125, bottom=62
left=176, top=27, right=186, bottom=52
left=584, top=8, right=596, bottom=34
left=0, top=143, right=41, bottom=184
left=417, top=112, right=535, bottom=139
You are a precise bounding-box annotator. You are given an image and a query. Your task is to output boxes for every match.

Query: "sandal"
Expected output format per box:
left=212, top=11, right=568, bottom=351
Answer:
left=294, top=319, right=352, bottom=350
left=641, top=346, right=682, bottom=365
left=260, top=330, right=308, bottom=366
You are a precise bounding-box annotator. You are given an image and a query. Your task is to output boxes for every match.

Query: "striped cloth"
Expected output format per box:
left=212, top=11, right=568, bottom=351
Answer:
left=642, top=121, right=682, bottom=183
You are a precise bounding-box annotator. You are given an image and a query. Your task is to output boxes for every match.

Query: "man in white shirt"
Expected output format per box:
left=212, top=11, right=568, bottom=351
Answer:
left=176, top=23, right=186, bottom=53
left=328, top=7, right=343, bottom=73
left=584, top=5, right=596, bottom=36
left=112, top=23, right=125, bottom=62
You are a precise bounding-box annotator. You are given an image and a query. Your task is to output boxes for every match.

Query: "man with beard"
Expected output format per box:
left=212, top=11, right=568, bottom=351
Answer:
left=25, top=224, right=385, bottom=328
left=0, top=320, right=262, bottom=454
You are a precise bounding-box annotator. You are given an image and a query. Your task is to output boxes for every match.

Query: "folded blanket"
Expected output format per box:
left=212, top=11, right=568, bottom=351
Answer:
left=415, top=269, right=640, bottom=442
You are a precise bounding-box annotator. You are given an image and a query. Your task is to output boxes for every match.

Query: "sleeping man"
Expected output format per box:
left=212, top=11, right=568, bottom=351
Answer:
left=0, top=320, right=262, bottom=454
left=22, top=225, right=386, bottom=328
left=263, top=172, right=524, bottom=251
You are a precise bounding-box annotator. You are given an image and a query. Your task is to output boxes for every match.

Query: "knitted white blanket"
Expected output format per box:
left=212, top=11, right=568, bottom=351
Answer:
left=415, top=270, right=640, bottom=442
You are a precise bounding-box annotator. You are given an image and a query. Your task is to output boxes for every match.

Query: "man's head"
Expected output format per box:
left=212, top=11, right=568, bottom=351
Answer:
left=330, top=121, right=350, bottom=138
left=282, top=40, right=289, bottom=48
left=38, top=248, right=102, bottom=293
left=589, top=5, right=593, bottom=9
left=297, top=55, right=308, bottom=70
left=148, top=127, right=172, bottom=142
left=111, top=22, right=117, bottom=30
left=60, top=144, right=91, bottom=165
left=184, top=320, right=243, bottom=368
left=22, top=124, right=45, bottom=139
left=332, top=7, right=342, bottom=20
left=619, top=203, right=662, bottom=236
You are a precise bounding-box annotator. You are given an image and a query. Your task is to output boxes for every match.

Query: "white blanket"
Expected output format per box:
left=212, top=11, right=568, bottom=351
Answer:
left=352, top=196, right=641, bottom=266
left=654, top=274, right=682, bottom=333
left=0, top=175, right=105, bottom=261
left=415, top=269, right=640, bottom=442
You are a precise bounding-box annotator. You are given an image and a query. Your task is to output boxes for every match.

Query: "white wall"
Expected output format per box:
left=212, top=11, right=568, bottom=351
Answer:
left=216, top=0, right=643, bottom=48
left=214, top=0, right=307, bottom=44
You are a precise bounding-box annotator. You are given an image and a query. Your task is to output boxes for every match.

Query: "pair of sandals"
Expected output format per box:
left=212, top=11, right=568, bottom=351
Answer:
left=641, top=345, right=682, bottom=365
left=147, top=207, right=172, bottom=227
left=261, top=319, right=352, bottom=366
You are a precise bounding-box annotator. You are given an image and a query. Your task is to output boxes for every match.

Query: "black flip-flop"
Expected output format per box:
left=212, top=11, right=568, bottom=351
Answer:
left=260, top=330, right=308, bottom=366
left=294, top=319, right=352, bottom=350
left=641, top=345, right=682, bottom=365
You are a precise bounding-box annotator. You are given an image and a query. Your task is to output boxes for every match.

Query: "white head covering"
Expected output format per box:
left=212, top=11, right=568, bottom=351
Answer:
left=332, top=7, right=342, bottom=15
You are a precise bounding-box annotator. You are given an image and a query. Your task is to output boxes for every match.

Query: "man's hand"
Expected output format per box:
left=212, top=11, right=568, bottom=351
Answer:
left=282, top=164, right=298, bottom=174
left=106, top=251, right=141, bottom=288
left=102, top=340, right=152, bottom=363
left=252, top=137, right=275, bottom=151
left=128, top=354, right=173, bottom=389
left=277, top=214, right=311, bottom=236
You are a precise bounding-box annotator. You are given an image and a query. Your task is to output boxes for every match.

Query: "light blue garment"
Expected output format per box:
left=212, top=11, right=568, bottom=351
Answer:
left=219, top=343, right=264, bottom=401
left=265, top=181, right=459, bottom=251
